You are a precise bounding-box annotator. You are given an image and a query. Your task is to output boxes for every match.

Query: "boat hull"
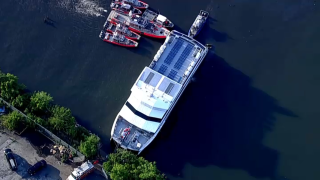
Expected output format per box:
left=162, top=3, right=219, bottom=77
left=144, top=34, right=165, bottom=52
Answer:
left=188, top=23, right=205, bottom=38
left=188, top=10, right=209, bottom=38
left=128, top=27, right=167, bottom=39
left=122, top=0, right=148, bottom=10
left=112, top=8, right=142, bottom=15
left=103, top=39, right=138, bottom=47
left=106, top=29, right=140, bottom=40
left=135, top=0, right=149, bottom=9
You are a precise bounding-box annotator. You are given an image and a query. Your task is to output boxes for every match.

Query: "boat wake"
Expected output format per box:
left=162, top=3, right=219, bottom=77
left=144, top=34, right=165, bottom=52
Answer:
left=58, top=0, right=107, bottom=17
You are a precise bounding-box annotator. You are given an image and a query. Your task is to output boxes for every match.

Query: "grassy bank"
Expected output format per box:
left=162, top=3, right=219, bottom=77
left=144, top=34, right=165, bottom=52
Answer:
left=0, top=70, right=100, bottom=159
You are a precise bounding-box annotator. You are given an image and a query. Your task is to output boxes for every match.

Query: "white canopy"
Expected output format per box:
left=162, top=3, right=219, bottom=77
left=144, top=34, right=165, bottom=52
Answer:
left=156, top=15, right=167, bottom=23
left=127, top=91, right=168, bottom=119
left=122, top=4, right=131, bottom=9
left=119, top=105, right=160, bottom=133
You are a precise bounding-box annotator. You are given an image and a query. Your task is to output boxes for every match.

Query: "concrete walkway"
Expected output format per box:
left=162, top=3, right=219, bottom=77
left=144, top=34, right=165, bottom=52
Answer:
left=0, top=131, right=73, bottom=180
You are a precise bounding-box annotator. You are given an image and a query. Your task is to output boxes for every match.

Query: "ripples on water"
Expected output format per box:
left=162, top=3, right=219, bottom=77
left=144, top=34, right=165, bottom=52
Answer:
left=15, top=0, right=108, bottom=17
left=58, top=0, right=107, bottom=17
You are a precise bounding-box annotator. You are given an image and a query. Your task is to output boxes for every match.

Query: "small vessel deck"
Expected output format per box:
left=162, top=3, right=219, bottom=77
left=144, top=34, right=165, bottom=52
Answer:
left=107, top=10, right=131, bottom=24
left=142, top=9, right=158, bottom=21
left=113, top=116, right=153, bottom=151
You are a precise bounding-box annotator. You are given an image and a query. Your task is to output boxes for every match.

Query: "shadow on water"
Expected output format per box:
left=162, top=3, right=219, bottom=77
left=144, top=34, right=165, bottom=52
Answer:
left=127, top=38, right=154, bottom=58
left=208, top=17, right=218, bottom=23
left=197, top=21, right=233, bottom=43
left=143, top=52, right=298, bottom=179
left=44, top=19, right=56, bottom=28
left=173, top=25, right=187, bottom=35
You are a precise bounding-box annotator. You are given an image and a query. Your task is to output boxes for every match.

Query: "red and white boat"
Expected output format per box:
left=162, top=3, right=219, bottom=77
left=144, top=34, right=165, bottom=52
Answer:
left=111, top=2, right=142, bottom=15
left=114, top=0, right=148, bottom=10
left=109, top=11, right=170, bottom=39
left=104, top=20, right=141, bottom=40
left=99, top=30, right=138, bottom=48
left=66, top=161, right=94, bottom=180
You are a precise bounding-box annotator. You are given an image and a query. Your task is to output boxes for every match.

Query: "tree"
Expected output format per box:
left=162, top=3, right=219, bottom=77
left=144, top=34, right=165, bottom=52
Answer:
left=1, top=111, right=24, bottom=130
left=79, top=134, right=100, bottom=158
left=12, top=93, right=30, bottom=111
left=103, top=149, right=165, bottom=180
left=69, top=125, right=90, bottom=142
left=49, top=105, right=75, bottom=132
left=27, top=113, right=47, bottom=127
left=30, top=91, right=53, bottom=113
left=0, top=73, right=25, bottom=102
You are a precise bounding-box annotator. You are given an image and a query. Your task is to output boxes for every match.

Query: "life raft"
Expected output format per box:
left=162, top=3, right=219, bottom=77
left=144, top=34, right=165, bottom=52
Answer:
left=121, top=128, right=130, bottom=139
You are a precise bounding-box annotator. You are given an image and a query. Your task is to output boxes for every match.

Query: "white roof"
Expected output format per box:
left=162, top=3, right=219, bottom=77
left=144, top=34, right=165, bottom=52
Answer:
left=119, top=105, right=160, bottom=133
left=122, top=4, right=131, bottom=9
left=156, top=15, right=167, bottom=22
left=118, top=67, right=182, bottom=133
left=71, top=161, right=93, bottom=178
left=127, top=89, right=169, bottom=119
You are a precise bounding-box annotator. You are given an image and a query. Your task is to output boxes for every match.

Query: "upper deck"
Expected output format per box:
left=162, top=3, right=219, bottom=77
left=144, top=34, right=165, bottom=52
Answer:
left=149, top=31, right=207, bottom=84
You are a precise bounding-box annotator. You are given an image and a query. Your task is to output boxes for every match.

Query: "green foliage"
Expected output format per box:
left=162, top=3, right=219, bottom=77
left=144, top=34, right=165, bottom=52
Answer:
left=12, top=94, right=30, bottom=111
left=25, top=118, right=36, bottom=129
left=79, top=134, right=100, bottom=158
left=49, top=105, right=75, bottom=132
left=69, top=125, right=90, bottom=142
left=103, top=149, right=165, bottom=180
left=61, top=153, right=68, bottom=163
left=0, top=100, right=4, bottom=107
left=27, top=113, right=47, bottom=127
left=0, top=73, right=25, bottom=102
left=30, top=91, right=53, bottom=113
left=0, top=70, right=100, bottom=160
left=1, top=111, right=24, bottom=130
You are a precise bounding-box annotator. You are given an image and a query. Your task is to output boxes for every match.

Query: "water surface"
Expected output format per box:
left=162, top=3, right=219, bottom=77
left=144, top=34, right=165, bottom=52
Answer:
left=1, top=0, right=320, bottom=180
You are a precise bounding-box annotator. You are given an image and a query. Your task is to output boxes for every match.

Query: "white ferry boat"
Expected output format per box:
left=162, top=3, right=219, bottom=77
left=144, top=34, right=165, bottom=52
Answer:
left=110, top=30, right=208, bottom=154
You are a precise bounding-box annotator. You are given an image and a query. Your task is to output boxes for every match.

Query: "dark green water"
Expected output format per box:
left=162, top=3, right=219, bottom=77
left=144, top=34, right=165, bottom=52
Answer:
left=1, top=0, right=320, bottom=179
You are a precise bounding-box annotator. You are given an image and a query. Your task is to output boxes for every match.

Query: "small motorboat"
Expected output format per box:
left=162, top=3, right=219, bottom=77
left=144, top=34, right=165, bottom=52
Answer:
left=110, top=2, right=142, bottom=15
left=99, top=30, right=138, bottom=47
left=114, top=0, right=148, bottom=10
left=142, top=9, right=174, bottom=28
left=104, top=20, right=141, bottom=40
left=188, top=10, right=209, bottom=38
left=110, top=12, right=170, bottom=39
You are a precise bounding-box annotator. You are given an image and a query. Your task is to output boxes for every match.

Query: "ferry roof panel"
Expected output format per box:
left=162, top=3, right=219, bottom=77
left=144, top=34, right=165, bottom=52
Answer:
left=151, top=31, right=207, bottom=83
left=134, top=67, right=182, bottom=98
